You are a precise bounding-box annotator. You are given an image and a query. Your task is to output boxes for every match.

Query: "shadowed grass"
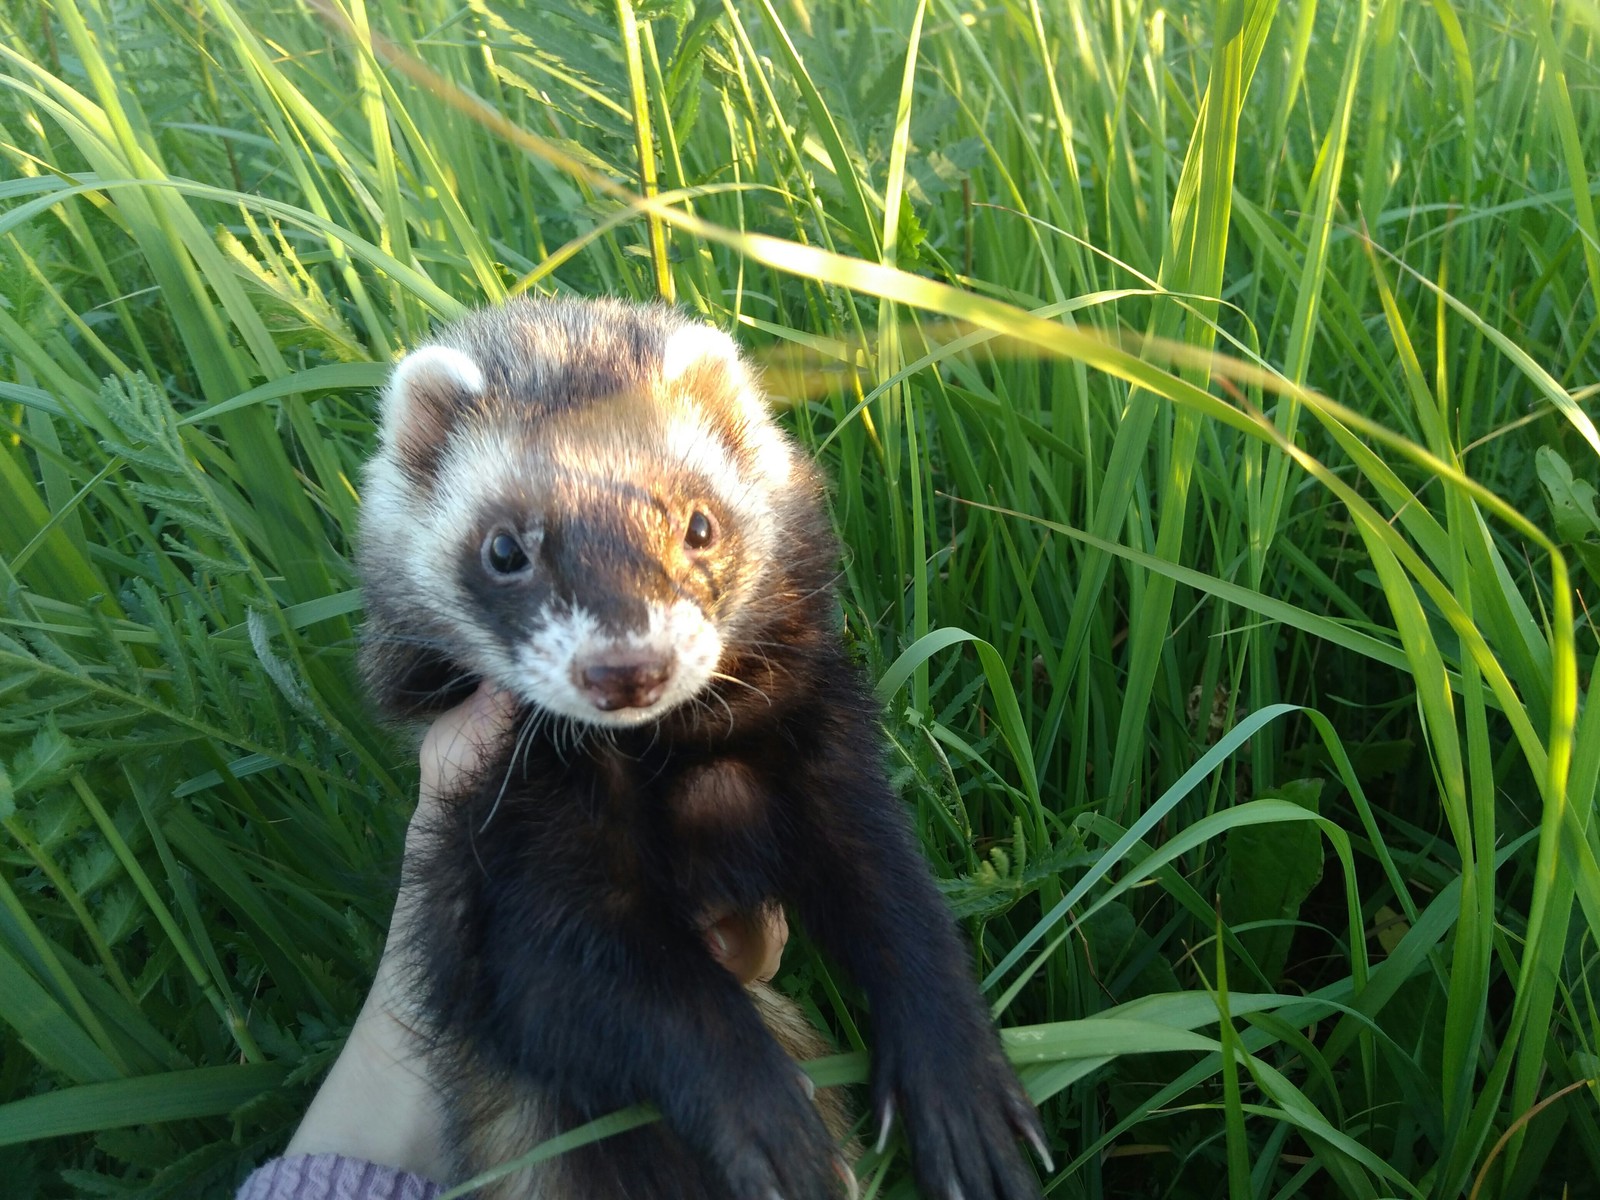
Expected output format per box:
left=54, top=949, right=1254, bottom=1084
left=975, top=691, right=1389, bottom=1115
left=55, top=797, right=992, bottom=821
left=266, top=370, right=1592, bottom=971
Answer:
left=0, top=1, right=1597, bottom=1197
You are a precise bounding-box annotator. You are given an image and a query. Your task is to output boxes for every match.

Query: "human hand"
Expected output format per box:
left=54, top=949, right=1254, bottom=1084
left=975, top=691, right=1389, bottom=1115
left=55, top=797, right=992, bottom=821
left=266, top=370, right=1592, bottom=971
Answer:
left=285, top=683, right=790, bottom=1180
left=281, top=685, right=521, bottom=1179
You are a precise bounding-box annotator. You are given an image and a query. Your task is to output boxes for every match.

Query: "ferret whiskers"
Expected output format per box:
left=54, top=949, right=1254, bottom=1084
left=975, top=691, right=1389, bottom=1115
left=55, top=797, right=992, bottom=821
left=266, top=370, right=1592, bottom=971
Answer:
left=481, top=707, right=540, bottom=833
left=711, top=670, right=771, bottom=707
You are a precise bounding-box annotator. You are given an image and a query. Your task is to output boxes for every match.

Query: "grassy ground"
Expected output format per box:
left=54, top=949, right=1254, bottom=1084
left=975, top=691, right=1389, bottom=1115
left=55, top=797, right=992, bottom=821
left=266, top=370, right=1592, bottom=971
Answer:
left=0, top=0, right=1597, bottom=1196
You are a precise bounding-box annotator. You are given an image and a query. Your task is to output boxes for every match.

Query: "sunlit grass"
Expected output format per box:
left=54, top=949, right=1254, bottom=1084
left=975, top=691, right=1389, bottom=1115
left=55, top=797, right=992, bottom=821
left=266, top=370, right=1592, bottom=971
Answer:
left=1, top=1, right=1597, bottom=1196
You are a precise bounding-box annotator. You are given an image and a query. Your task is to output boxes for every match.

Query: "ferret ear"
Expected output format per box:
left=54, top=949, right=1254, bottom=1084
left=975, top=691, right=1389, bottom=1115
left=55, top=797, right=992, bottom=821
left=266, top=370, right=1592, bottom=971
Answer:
left=661, top=323, right=745, bottom=386
left=380, top=345, right=485, bottom=483
left=661, top=323, right=793, bottom=484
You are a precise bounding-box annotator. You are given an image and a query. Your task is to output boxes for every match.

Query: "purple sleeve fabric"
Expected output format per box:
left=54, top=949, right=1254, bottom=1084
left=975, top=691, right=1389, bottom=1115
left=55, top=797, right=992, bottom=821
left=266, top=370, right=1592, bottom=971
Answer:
left=237, top=1154, right=443, bottom=1200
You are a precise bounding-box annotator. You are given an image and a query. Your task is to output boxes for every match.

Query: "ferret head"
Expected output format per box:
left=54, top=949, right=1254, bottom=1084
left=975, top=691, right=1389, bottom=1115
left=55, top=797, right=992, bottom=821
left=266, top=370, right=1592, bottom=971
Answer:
left=358, top=299, right=820, bottom=729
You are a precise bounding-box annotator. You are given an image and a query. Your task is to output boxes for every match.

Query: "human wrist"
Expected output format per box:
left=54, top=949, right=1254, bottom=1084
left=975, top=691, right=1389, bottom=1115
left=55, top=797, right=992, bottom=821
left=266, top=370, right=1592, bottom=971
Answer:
left=284, top=985, right=450, bottom=1182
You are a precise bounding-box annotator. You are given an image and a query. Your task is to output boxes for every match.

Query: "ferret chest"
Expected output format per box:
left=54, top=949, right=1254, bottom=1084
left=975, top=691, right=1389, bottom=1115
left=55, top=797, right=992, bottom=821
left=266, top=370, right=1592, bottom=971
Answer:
left=551, top=741, right=781, bottom=916
left=656, top=753, right=784, bottom=914
left=666, top=758, right=767, bottom=830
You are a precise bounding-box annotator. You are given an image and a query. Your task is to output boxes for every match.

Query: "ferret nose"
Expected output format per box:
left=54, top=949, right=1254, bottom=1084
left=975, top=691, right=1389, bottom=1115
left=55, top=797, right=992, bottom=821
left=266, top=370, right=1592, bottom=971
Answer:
left=574, top=651, right=676, bottom=711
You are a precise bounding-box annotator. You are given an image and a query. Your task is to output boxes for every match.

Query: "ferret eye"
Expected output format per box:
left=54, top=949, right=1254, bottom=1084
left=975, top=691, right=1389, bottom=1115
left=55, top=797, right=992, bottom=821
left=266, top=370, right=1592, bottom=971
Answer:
left=684, top=510, right=716, bottom=551
left=483, top=530, right=531, bottom=577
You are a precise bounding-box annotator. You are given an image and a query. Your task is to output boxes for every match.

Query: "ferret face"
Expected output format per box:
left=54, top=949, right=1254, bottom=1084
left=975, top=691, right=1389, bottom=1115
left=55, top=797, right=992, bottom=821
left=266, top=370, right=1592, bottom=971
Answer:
left=360, top=301, right=799, bottom=729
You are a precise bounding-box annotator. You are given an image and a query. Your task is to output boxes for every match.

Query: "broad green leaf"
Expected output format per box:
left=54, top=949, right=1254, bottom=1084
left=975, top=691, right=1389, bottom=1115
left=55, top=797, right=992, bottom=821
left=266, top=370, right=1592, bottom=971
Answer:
left=1535, top=446, right=1600, bottom=583
left=1220, top=779, right=1325, bottom=985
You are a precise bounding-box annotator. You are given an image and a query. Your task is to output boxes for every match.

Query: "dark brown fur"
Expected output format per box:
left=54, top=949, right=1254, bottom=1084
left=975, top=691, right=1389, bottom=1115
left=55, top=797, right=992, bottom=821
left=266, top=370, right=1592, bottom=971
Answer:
left=357, top=298, right=1046, bottom=1199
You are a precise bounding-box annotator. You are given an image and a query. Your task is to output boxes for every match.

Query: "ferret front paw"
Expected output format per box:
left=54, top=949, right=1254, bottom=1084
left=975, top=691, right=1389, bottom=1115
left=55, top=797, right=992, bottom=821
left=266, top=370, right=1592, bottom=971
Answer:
left=873, top=1036, right=1050, bottom=1200
left=701, top=1072, right=848, bottom=1200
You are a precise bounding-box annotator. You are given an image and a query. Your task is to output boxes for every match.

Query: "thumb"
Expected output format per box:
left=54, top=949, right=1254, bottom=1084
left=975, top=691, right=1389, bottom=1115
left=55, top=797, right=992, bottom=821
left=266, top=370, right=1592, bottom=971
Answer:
left=418, top=684, right=520, bottom=805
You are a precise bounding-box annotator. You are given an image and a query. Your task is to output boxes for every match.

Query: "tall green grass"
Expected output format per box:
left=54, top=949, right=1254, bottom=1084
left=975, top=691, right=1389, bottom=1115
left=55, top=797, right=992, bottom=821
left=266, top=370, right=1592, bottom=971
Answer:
left=0, top=1, right=1596, bottom=1196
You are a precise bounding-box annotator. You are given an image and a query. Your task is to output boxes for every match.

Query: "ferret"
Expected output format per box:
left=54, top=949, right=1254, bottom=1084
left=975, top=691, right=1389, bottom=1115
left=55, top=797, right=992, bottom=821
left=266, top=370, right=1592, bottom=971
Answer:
left=356, top=297, right=1049, bottom=1200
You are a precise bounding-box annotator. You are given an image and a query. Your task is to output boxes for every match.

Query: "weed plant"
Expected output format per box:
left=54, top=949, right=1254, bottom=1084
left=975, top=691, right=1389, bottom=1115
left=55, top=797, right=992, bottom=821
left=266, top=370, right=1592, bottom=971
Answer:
left=0, top=1, right=1597, bottom=1197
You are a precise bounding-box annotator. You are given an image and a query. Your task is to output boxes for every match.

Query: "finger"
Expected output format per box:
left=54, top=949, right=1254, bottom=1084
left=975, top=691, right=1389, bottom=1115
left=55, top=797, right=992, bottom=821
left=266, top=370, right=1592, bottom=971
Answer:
left=703, top=912, right=745, bottom=970
left=702, top=908, right=788, bottom=985
left=408, top=686, right=519, bottom=884
left=418, top=684, right=519, bottom=803
left=752, top=906, right=790, bottom=983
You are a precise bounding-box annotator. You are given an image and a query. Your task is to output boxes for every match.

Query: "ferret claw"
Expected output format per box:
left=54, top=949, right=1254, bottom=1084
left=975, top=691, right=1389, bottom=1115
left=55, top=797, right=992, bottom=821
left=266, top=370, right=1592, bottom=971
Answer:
left=834, top=1156, right=859, bottom=1200
left=795, top=1065, right=816, bottom=1100
left=874, top=1096, right=896, bottom=1155
left=1023, top=1122, right=1055, bottom=1173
